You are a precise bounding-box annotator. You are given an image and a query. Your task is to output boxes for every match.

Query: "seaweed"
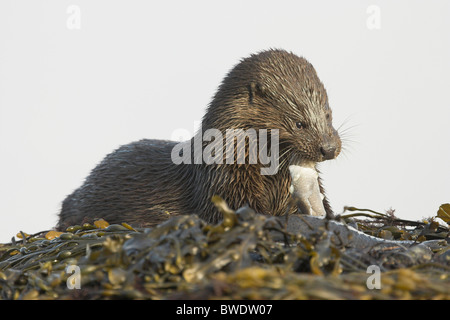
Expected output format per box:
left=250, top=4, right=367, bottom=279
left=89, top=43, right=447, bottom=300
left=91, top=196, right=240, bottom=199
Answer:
left=0, top=201, right=449, bottom=300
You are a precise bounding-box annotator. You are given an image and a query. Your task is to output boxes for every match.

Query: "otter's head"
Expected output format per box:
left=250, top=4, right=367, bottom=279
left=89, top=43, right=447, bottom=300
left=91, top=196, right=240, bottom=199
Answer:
left=202, top=49, right=341, bottom=165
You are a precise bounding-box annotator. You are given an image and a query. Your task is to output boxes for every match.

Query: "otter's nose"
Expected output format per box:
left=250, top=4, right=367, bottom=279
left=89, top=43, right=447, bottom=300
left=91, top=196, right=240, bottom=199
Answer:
left=320, top=145, right=337, bottom=160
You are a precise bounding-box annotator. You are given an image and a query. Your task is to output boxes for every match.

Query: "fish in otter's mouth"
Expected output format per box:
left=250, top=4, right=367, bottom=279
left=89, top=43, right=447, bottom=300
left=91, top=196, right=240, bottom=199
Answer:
left=289, top=162, right=326, bottom=218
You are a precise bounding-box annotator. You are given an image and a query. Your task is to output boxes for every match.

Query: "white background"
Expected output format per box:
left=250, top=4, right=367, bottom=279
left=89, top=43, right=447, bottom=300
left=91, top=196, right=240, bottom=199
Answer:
left=1, top=1, right=449, bottom=242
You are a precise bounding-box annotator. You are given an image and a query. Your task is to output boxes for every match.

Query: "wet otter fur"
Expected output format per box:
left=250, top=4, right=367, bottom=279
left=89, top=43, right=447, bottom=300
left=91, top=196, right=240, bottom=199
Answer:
left=57, top=49, right=341, bottom=230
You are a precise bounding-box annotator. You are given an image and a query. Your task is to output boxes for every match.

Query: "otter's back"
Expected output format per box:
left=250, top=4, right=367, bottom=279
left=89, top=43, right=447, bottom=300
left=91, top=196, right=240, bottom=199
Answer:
left=58, top=139, right=188, bottom=229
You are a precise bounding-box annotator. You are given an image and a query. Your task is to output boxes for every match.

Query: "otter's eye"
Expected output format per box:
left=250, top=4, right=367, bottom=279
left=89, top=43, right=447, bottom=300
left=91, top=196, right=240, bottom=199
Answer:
left=325, top=113, right=330, bottom=120
left=295, top=122, right=303, bottom=129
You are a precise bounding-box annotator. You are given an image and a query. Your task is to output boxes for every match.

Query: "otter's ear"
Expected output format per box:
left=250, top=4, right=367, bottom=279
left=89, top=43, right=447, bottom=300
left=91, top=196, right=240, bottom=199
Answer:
left=248, top=81, right=267, bottom=104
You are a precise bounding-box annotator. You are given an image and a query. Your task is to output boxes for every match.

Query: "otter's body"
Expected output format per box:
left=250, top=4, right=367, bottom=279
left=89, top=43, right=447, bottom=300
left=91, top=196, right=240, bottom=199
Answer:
left=57, top=49, right=341, bottom=230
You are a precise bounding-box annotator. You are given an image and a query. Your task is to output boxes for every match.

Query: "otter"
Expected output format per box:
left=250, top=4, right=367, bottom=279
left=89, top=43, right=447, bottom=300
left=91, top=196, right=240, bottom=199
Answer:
left=57, top=49, right=341, bottom=230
